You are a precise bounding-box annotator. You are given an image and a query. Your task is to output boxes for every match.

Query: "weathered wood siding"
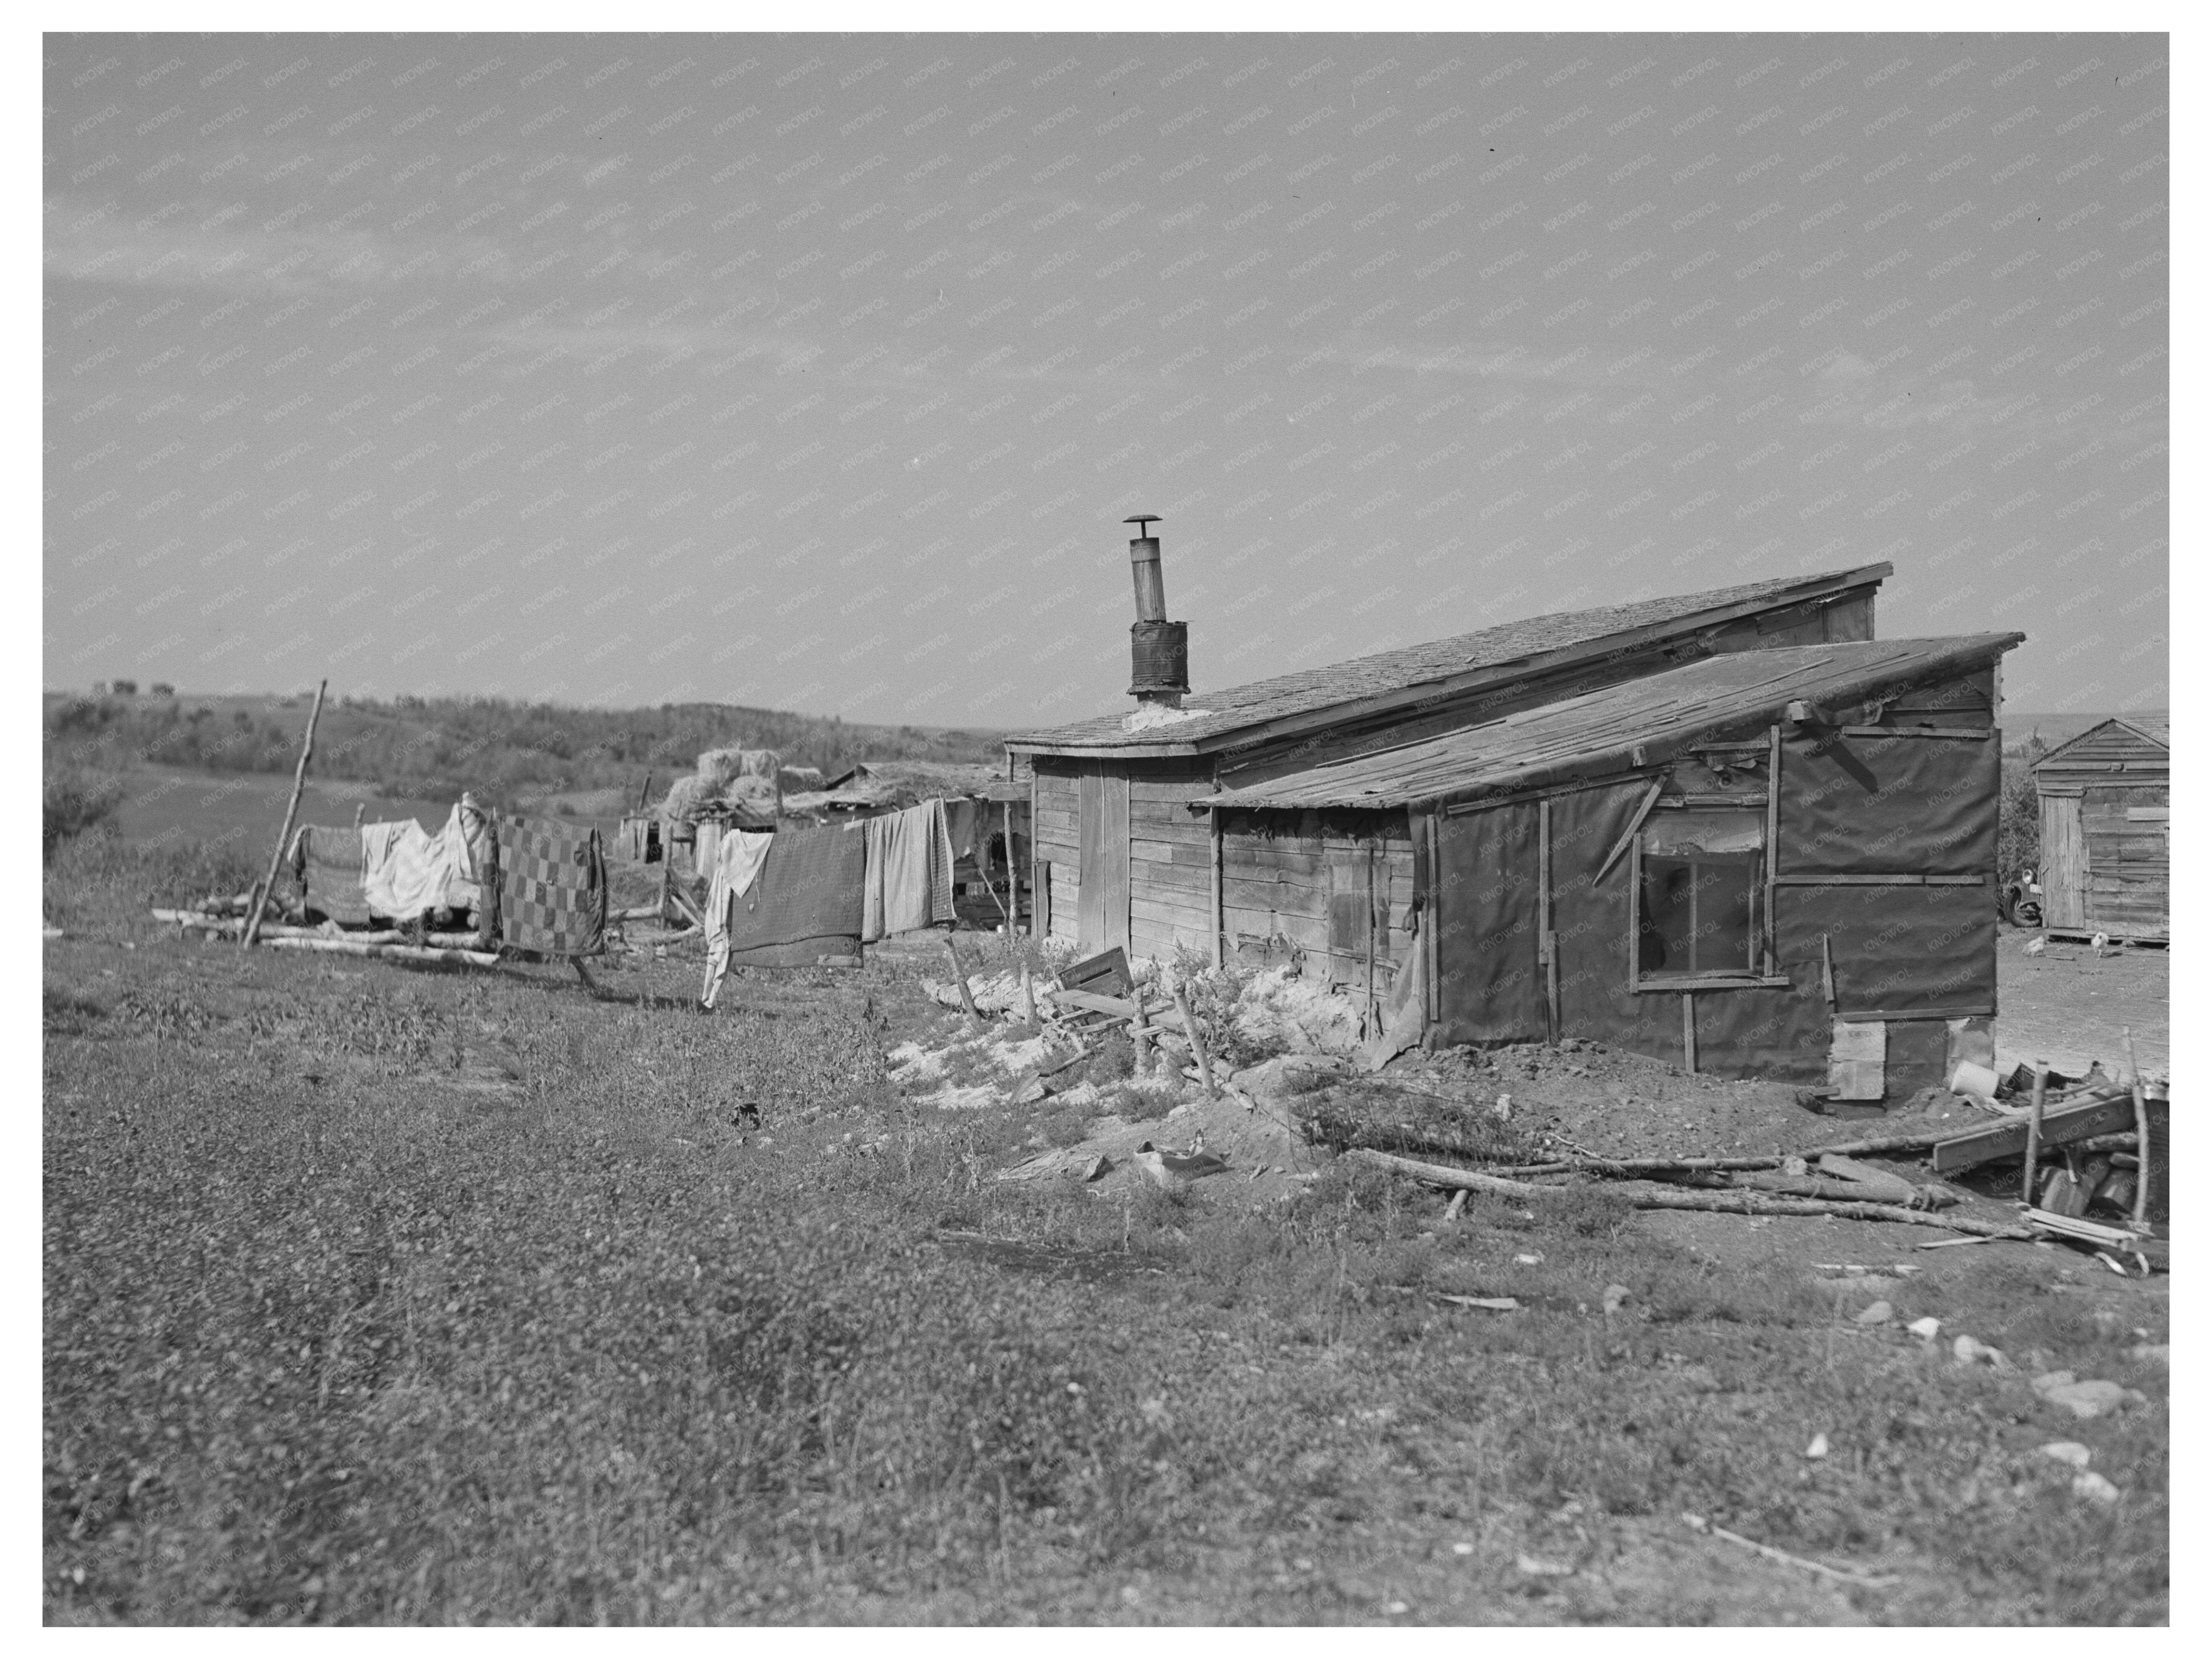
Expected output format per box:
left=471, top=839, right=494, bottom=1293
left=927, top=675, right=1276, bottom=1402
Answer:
left=2039, top=793, right=2086, bottom=930
left=1126, top=767, right=1217, bottom=962
left=1217, top=807, right=1416, bottom=988
left=2080, top=785, right=2167, bottom=938
left=1032, top=763, right=1081, bottom=944
left=2033, top=719, right=2167, bottom=939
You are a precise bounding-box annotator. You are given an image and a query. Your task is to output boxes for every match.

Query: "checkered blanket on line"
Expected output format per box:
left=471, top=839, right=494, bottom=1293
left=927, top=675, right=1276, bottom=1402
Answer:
left=495, top=816, right=607, bottom=957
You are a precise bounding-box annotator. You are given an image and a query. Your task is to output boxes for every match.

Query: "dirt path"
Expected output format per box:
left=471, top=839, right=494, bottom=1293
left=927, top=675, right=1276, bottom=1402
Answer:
left=1995, top=929, right=2167, bottom=1081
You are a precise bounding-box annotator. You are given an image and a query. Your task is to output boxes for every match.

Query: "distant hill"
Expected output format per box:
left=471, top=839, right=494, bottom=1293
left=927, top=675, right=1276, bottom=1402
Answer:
left=42, top=689, right=1010, bottom=809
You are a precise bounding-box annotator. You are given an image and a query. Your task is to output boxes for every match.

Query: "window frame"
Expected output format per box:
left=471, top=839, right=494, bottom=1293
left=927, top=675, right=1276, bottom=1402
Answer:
left=1628, top=813, right=1788, bottom=993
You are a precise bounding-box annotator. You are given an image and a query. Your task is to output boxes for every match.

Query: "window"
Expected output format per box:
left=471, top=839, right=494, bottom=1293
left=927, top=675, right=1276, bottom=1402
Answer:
left=1634, top=810, right=1770, bottom=985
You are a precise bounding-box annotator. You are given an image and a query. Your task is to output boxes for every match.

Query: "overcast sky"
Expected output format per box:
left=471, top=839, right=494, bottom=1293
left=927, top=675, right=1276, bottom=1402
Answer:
left=44, top=31, right=2167, bottom=725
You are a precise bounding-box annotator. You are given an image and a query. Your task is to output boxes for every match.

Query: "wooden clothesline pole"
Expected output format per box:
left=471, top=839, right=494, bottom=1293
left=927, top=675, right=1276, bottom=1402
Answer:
left=242, top=679, right=326, bottom=950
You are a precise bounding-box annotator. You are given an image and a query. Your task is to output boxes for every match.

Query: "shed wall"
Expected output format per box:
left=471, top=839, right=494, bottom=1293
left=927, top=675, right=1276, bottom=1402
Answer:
left=1428, top=667, right=2000, bottom=1093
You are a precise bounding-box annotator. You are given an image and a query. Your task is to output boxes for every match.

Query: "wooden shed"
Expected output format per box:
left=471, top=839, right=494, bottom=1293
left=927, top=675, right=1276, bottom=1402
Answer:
left=1007, top=541, right=1894, bottom=980
left=1205, top=634, right=2023, bottom=1097
left=2033, top=715, right=2168, bottom=944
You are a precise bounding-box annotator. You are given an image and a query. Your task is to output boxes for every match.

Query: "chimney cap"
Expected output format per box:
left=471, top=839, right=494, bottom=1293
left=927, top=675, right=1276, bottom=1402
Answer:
left=1122, top=513, right=1162, bottom=536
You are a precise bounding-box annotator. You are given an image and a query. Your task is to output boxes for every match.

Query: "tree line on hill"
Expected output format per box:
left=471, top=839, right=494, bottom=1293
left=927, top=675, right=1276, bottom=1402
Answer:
left=43, top=690, right=1008, bottom=806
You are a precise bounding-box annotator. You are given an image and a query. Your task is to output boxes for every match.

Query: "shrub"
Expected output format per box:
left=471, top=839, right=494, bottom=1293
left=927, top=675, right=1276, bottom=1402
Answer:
left=43, top=766, right=124, bottom=861
left=1997, top=756, right=2040, bottom=881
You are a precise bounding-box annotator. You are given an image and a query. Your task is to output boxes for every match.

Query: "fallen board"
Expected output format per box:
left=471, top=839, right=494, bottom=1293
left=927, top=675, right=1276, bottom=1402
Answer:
left=1930, top=1089, right=2167, bottom=1174
left=1050, top=988, right=1145, bottom=1019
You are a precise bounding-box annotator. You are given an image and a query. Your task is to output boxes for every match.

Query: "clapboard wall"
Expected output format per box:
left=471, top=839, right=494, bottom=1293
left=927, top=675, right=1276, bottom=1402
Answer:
left=1031, top=757, right=1215, bottom=958
left=2033, top=718, right=2168, bottom=940
left=1217, top=807, right=1417, bottom=990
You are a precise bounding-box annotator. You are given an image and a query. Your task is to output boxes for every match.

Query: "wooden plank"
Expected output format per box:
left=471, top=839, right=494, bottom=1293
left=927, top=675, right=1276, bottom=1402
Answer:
left=1596, top=778, right=1666, bottom=881
left=1130, top=885, right=1211, bottom=919
left=1053, top=988, right=1140, bottom=1018
left=1763, top=722, right=1781, bottom=975
left=1131, top=896, right=1211, bottom=932
left=1222, top=904, right=1328, bottom=949
left=1224, top=856, right=1330, bottom=892
left=1837, top=726, right=1993, bottom=739
left=1128, top=857, right=1211, bottom=895
left=1222, top=844, right=1329, bottom=878
left=1932, top=1090, right=2164, bottom=1175
left=1129, top=805, right=1210, bottom=831
left=1772, top=873, right=1987, bottom=886
left=1102, top=772, right=1130, bottom=954
left=1223, top=877, right=1328, bottom=918
left=1210, top=805, right=1224, bottom=969
left=1633, top=974, right=1791, bottom=992
left=1129, top=835, right=1212, bottom=866
left=1128, top=778, right=1215, bottom=803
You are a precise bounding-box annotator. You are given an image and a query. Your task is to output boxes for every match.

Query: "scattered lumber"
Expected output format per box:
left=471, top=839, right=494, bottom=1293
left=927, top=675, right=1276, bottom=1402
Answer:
left=1614, top=1184, right=2032, bottom=1238
left=1353, top=1149, right=2032, bottom=1240
left=1931, top=1087, right=2159, bottom=1175
left=260, top=937, right=500, bottom=967
left=1052, top=988, right=1141, bottom=1019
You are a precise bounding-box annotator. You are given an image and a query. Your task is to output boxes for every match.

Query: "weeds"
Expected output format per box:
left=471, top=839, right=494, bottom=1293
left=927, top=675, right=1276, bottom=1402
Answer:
left=43, top=860, right=2169, bottom=1625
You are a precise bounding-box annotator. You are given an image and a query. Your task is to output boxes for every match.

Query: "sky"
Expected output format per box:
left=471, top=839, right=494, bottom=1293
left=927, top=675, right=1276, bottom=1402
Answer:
left=43, top=30, right=2168, bottom=727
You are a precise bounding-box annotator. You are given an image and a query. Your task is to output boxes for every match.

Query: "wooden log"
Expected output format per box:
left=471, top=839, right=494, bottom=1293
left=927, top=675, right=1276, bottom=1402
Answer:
left=1020, top=962, right=1039, bottom=1030
left=2124, top=1028, right=2152, bottom=1230
left=260, top=937, right=500, bottom=967
left=942, top=936, right=986, bottom=1031
left=156, top=912, right=477, bottom=947
left=1173, top=981, right=1217, bottom=1097
left=242, top=678, right=326, bottom=950
left=1344, top=1148, right=1561, bottom=1197
left=2022, top=1062, right=2048, bottom=1204
left=1353, top=1151, right=2032, bottom=1239
left=1616, top=1184, right=2035, bottom=1238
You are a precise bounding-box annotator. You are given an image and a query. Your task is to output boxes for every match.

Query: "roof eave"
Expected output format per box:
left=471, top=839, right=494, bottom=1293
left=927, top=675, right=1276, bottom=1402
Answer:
left=1006, top=562, right=1892, bottom=758
left=1214, top=629, right=2019, bottom=814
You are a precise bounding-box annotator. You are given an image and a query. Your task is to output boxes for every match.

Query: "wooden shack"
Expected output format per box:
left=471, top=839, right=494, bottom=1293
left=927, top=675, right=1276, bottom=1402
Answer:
left=2032, top=715, right=2168, bottom=944
left=1008, top=541, right=1894, bottom=979
left=1204, top=634, right=2023, bottom=1096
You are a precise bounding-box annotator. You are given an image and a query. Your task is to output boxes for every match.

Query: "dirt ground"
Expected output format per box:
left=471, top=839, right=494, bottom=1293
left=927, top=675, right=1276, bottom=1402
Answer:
left=1994, top=927, right=2168, bottom=1081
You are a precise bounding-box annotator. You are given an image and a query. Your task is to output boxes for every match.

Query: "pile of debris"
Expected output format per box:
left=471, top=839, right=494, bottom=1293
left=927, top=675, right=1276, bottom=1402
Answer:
left=908, top=944, right=2169, bottom=1266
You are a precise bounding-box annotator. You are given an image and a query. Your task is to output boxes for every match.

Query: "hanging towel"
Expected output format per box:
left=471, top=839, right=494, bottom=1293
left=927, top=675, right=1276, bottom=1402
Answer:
left=495, top=816, right=608, bottom=956
left=944, top=798, right=982, bottom=863
left=289, top=823, right=371, bottom=923
left=717, top=821, right=865, bottom=970
left=861, top=799, right=957, bottom=942
left=699, top=829, right=779, bottom=1009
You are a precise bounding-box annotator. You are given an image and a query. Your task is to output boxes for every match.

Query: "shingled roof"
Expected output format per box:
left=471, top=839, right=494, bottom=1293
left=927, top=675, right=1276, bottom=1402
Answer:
left=1007, top=563, right=1890, bottom=755
left=1207, top=634, right=2023, bottom=812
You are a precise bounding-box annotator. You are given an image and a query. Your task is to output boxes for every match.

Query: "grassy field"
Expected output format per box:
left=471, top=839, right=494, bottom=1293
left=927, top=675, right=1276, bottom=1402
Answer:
left=43, top=833, right=2168, bottom=1625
